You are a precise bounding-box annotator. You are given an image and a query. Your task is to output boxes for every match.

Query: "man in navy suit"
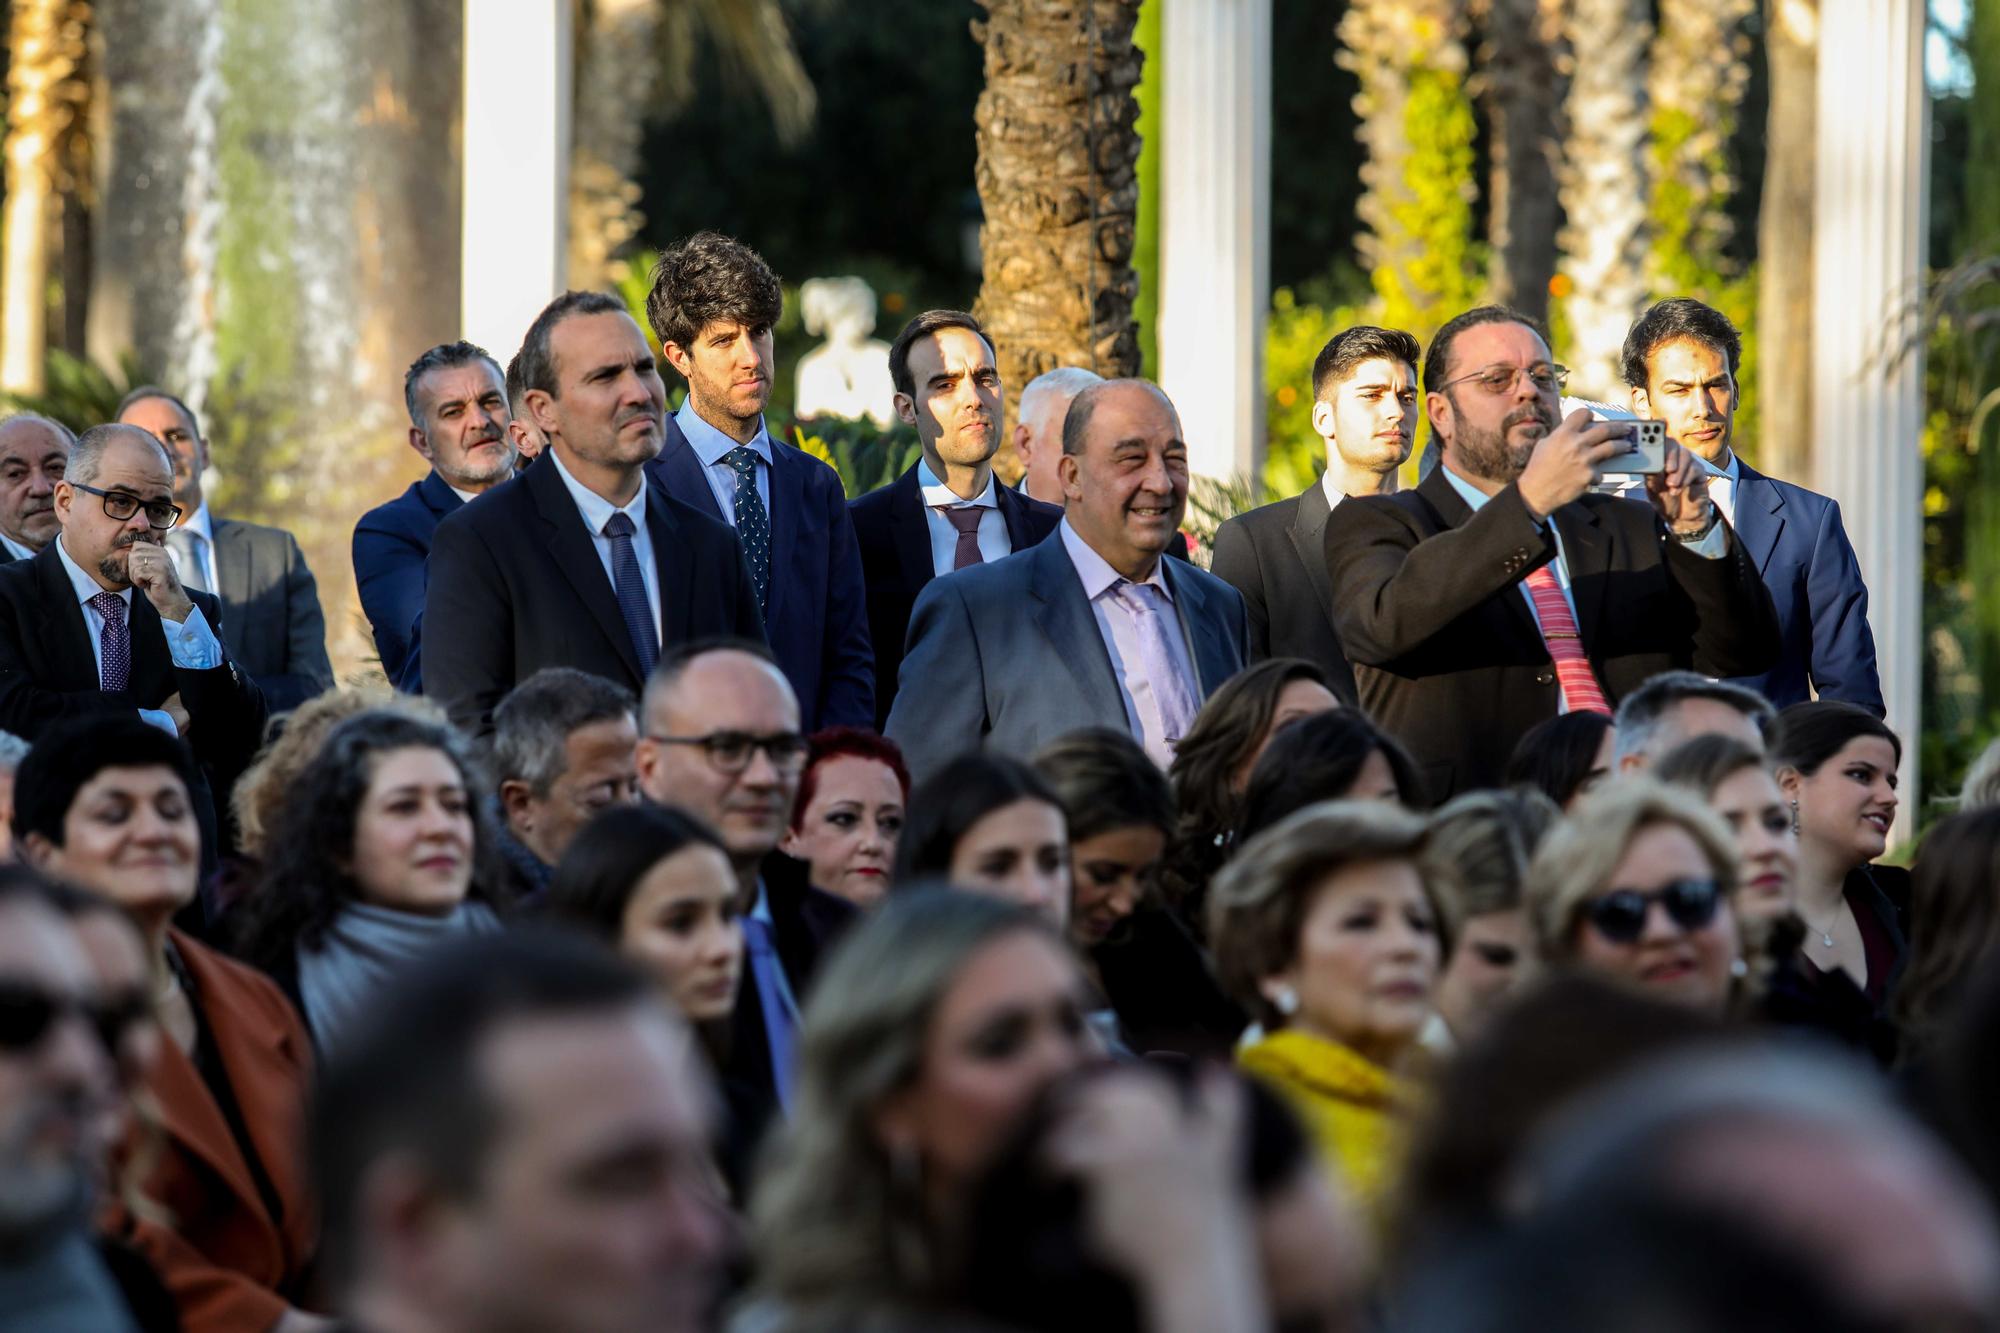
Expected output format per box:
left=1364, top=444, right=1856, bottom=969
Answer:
left=644, top=233, right=873, bottom=733
left=352, top=341, right=517, bottom=689
left=850, top=310, right=1064, bottom=727
left=886, top=378, right=1248, bottom=783
left=1622, top=299, right=1883, bottom=713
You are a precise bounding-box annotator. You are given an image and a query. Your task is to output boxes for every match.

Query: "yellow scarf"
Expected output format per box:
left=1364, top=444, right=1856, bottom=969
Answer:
left=1238, top=1028, right=1417, bottom=1220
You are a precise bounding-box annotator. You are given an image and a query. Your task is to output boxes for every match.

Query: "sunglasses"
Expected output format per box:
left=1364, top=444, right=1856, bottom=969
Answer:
left=0, top=981, right=150, bottom=1056
left=1582, top=878, right=1723, bottom=944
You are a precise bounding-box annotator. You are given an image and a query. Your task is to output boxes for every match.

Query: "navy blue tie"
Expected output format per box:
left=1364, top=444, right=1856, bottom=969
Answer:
left=725, top=445, right=771, bottom=621
left=602, top=511, right=659, bottom=676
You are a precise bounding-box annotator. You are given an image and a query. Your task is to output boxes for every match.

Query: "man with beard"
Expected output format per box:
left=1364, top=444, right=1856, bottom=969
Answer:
left=0, top=414, right=71, bottom=563
left=850, top=310, right=1064, bottom=727
left=645, top=232, right=873, bottom=732
left=354, top=342, right=517, bottom=690
left=424, top=292, right=762, bottom=740
left=1325, top=306, right=1778, bottom=798
left=1211, top=325, right=1422, bottom=704
left=116, top=387, right=334, bottom=713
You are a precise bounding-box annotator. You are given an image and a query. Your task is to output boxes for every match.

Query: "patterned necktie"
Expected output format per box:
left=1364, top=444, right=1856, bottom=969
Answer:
left=90, top=591, right=131, bottom=692
left=938, top=505, right=985, bottom=570
left=724, top=446, right=771, bottom=620
left=1523, top=564, right=1611, bottom=714
left=741, top=917, right=797, bottom=1112
left=601, top=512, right=660, bottom=677
left=1110, top=579, right=1199, bottom=751
left=167, top=529, right=207, bottom=593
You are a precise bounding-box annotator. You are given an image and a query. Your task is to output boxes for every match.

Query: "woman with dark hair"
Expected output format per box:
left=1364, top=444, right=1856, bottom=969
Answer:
left=234, top=710, right=507, bottom=1052
left=1237, top=707, right=1426, bottom=845
left=1893, top=807, right=2000, bottom=1064
left=780, top=726, right=911, bottom=908
left=891, top=753, right=1070, bottom=925
left=1159, top=659, right=1340, bottom=932
left=1033, top=729, right=1243, bottom=1056
left=1504, top=710, right=1616, bottom=810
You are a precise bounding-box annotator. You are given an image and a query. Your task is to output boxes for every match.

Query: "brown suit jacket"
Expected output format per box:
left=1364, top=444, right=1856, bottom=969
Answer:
left=107, top=931, right=319, bottom=1333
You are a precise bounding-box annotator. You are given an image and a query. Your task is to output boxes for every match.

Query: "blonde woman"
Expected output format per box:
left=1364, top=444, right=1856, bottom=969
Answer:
left=1209, top=801, right=1443, bottom=1222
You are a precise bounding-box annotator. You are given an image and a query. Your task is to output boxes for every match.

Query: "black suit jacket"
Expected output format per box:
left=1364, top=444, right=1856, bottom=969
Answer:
left=211, top=517, right=334, bottom=713
left=1208, top=480, right=1360, bottom=704
left=850, top=463, right=1064, bottom=729
left=1326, top=467, right=1780, bottom=799
left=423, top=454, right=765, bottom=739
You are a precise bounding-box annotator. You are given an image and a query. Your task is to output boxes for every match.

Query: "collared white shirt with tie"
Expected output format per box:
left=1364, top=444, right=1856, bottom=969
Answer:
left=54, top=533, right=221, bottom=734
left=1694, top=449, right=1740, bottom=527
left=918, top=459, right=1010, bottom=576
left=1058, top=519, right=1201, bottom=767
left=546, top=450, right=662, bottom=644
left=165, top=501, right=219, bottom=593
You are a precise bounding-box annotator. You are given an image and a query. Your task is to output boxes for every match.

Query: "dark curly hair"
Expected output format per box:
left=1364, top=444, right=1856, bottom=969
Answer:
left=645, top=232, right=784, bottom=356
left=234, top=711, right=508, bottom=976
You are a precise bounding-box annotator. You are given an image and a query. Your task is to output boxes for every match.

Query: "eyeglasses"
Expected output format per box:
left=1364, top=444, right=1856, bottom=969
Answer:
left=647, top=730, right=810, bottom=774
left=69, top=482, right=183, bottom=530
left=0, top=981, right=148, bottom=1055
left=1582, top=878, right=1723, bottom=944
left=1441, top=362, right=1570, bottom=397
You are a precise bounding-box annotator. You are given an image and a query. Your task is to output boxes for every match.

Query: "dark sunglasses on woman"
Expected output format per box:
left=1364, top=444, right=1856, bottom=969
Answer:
left=1583, top=878, right=1722, bottom=944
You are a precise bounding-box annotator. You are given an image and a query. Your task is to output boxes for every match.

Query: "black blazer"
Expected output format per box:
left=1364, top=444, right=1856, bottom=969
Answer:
left=850, top=463, right=1063, bottom=729
left=1326, top=466, right=1780, bottom=799
left=1208, top=480, right=1360, bottom=704
left=422, top=454, right=765, bottom=739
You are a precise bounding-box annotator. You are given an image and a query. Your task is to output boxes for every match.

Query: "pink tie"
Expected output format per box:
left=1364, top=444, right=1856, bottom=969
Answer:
left=1523, top=565, right=1611, bottom=715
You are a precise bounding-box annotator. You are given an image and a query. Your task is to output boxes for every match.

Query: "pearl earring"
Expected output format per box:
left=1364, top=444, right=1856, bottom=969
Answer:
left=1274, top=984, right=1300, bottom=1017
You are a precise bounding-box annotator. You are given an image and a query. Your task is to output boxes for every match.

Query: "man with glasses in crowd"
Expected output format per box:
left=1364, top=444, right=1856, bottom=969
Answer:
left=635, top=639, right=854, bottom=1132
left=1325, top=306, right=1779, bottom=798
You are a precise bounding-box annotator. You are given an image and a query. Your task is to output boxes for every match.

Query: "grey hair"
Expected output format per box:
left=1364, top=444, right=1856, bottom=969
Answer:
left=0, top=730, right=28, bottom=775
left=403, top=340, right=502, bottom=428
left=1611, top=671, right=1775, bottom=768
left=1017, top=366, right=1103, bottom=429
left=490, top=668, right=636, bottom=794
left=67, top=424, right=172, bottom=487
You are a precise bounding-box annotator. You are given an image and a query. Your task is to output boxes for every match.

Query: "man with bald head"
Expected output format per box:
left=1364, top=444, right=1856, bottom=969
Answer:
left=0, top=414, right=72, bottom=563
left=886, top=377, right=1248, bottom=782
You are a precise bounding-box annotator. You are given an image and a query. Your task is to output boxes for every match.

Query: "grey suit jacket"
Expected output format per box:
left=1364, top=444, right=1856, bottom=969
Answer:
left=884, top=530, right=1250, bottom=784
left=211, top=517, right=334, bottom=713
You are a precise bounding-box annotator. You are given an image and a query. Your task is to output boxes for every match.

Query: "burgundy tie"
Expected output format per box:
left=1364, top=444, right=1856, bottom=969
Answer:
left=939, top=506, right=985, bottom=570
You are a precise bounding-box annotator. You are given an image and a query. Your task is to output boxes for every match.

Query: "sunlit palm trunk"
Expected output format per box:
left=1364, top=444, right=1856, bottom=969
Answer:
left=1476, top=0, right=1565, bottom=323
left=1758, top=0, right=1818, bottom=479
left=2, top=0, right=90, bottom=394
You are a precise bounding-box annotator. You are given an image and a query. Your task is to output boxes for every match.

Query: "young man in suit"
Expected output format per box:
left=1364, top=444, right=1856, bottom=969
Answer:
left=423, top=293, right=761, bottom=741
left=353, top=341, right=517, bottom=690
left=116, top=387, right=334, bottom=713
left=644, top=233, right=874, bottom=733
left=1623, top=298, right=1883, bottom=713
left=850, top=310, right=1065, bottom=727
left=886, top=378, right=1249, bottom=783
left=1210, top=325, right=1421, bottom=704
left=1326, top=306, right=1780, bottom=799
left=0, top=413, right=72, bottom=562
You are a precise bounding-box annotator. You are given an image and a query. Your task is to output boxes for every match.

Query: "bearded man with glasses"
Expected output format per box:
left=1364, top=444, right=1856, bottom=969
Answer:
left=1325, top=307, right=1779, bottom=799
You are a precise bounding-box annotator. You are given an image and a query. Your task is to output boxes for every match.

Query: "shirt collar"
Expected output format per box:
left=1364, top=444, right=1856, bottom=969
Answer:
left=1694, top=449, right=1740, bottom=483
left=1059, top=518, right=1171, bottom=602
left=1320, top=468, right=1348, bottom=512
left=0, top=531, right=36, bottom=562
left=54, top=533, right=129, bottom=605
left=917, top=458, right=998, bottom=509
left=547, top=449, right=647, bottom=536
left=446, top=484, right=482, bottom=505
left=676, top=401, right=771, bottom=468
left=180, top=502, right=214, bottom=544
left=1440, top=464, right=1498, bottom=514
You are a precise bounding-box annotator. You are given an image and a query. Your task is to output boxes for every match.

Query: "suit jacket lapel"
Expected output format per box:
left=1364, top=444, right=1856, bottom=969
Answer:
left=1417, top=467, right=1543, bottom=645
left=1550, top=502, right=1612, bottom=654
left=1285, top=481, right=1336, bottom=626
left=417, top=469, right=462, bottom=520
left=36, top=547, right=98, bottom=688
left=764, top=444, right=803, bottom=622
left=212, top=519, right=253, bottom=612
left=646, top=482, right=695, bottom=644
left=1026, top=537, right=1124, bottom=719
left=655, top=417, right=727, bottom=523
left=888, top=465, right=934, bottom=604
left=528, top=459, right=644, bottom=682
left=1162, top=559, right=1234, bottom=693
left=1730, top=463, right=1786, bottom=577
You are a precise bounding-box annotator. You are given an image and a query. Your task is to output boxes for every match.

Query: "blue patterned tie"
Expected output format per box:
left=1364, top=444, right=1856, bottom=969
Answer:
left=601, top=512, right=659, bottom=676
left=742, top=917, right=797, bottom=1111
left=91, top=591, right=130, bottom=692
left=724, top=446, right=771, bottom=620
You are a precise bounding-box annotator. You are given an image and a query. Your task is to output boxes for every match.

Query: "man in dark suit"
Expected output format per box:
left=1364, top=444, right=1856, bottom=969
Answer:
left=424, top=292, right=762, bottom=740
left=851, top=310, right=1064, bottom=727
left=887, top=378, right=1249, bottom=783
left=635, top=640, right=854, bottom=1128
left=115, top=388, right=333, bottom=713
left=644, top=232, right=873, bottom=732
left=1327, top=306, right=1781, bottom=799
left=0, top=414, right=72, bottom=563
left=353, top=341, right=518, bottom=690
left=1211, top=325, right=1423, bottom=704
left=1622, top=298, right=1883, bottom=713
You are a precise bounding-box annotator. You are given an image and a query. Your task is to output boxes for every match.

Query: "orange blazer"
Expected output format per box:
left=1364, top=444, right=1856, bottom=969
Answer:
left=106, top=930, right=320, bottom=1333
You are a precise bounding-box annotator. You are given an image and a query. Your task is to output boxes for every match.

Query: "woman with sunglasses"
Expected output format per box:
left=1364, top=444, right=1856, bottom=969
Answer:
left=1525, top=778, right=1744, bottom=1016
left=14, top=715, right=326, bottom=1333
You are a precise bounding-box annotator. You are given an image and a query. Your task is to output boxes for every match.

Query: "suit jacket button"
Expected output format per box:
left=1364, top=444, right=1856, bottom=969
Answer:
left=1536, top=669, right=1554, bottom=685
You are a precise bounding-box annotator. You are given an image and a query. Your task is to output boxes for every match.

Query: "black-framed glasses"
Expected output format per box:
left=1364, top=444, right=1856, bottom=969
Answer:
left=1582, top=878, right=1723, bottom=944
left=1440, top=362, right=1570, bottom=397
left=69, top=482, right=182, bottom=530
left=647, top=730, right=809, bottom=774
left=0, top=980, right=145, bottom=1055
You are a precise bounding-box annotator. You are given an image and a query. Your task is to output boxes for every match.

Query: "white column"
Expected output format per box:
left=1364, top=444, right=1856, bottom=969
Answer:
left=1811, top=0, right=1927, bottom=835
left=461, top=0, right=572, bottom=357
left=1157, top=0, right=1271, bottom=484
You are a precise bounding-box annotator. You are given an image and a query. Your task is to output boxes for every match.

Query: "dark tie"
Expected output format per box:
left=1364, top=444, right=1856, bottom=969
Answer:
left=601, top=512, right=659, bottom=677
left=939, top=505, right=985, bottom=570
left=724, top=446, right=771, bottom=619
left=90, top=591, right=131, bottom=692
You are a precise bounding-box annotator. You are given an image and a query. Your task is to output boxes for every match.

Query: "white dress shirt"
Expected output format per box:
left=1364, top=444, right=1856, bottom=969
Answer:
left=54, top=533, right=221, bottom=734
left=1320, top=468, right=1350, bottom=513
left=676, top=402, right=772, bottom=522
left=0, top=531, right=34, bottom=562
left=1695, top=450, right=1740, bottom=527
left=918, top=459, right=1010, bottom=576
left=165, top=502, right=219, bottom=593
left=1058, top=519, right=1200, bottom=767
left=546, top=451, right=662, bottom=644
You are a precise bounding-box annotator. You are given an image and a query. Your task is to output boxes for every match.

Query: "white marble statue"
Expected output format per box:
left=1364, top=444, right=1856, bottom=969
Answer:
left=795, top=276, right=895, bottom=428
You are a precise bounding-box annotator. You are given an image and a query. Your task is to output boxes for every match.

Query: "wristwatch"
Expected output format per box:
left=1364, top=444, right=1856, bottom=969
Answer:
left=1672, top=504, right=1720, bottom=544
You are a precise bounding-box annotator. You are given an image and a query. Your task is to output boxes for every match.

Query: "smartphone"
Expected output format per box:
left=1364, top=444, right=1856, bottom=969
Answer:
left=1597, top=418, right=1668, bottom=475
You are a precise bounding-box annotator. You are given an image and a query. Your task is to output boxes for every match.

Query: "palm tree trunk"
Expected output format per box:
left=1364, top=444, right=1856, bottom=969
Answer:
left=1475, top=0, right=1564, bottom=323
left=1757, top=0, right=1817, bottom=481
left=570, top=0, right=660, bottom=290
left=2, top=0, right=90, bottom=394
left=1646, top=0, right=1756, bottom=291
left=972, top=0, right=1144, bottom=474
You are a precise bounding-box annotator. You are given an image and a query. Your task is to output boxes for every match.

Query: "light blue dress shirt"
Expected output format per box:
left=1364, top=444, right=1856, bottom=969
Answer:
left=54, top=533, right=222, bottom=736
left=676, top=402, right=772, bottom=522
left=545, top=450, right=662, bottom=644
